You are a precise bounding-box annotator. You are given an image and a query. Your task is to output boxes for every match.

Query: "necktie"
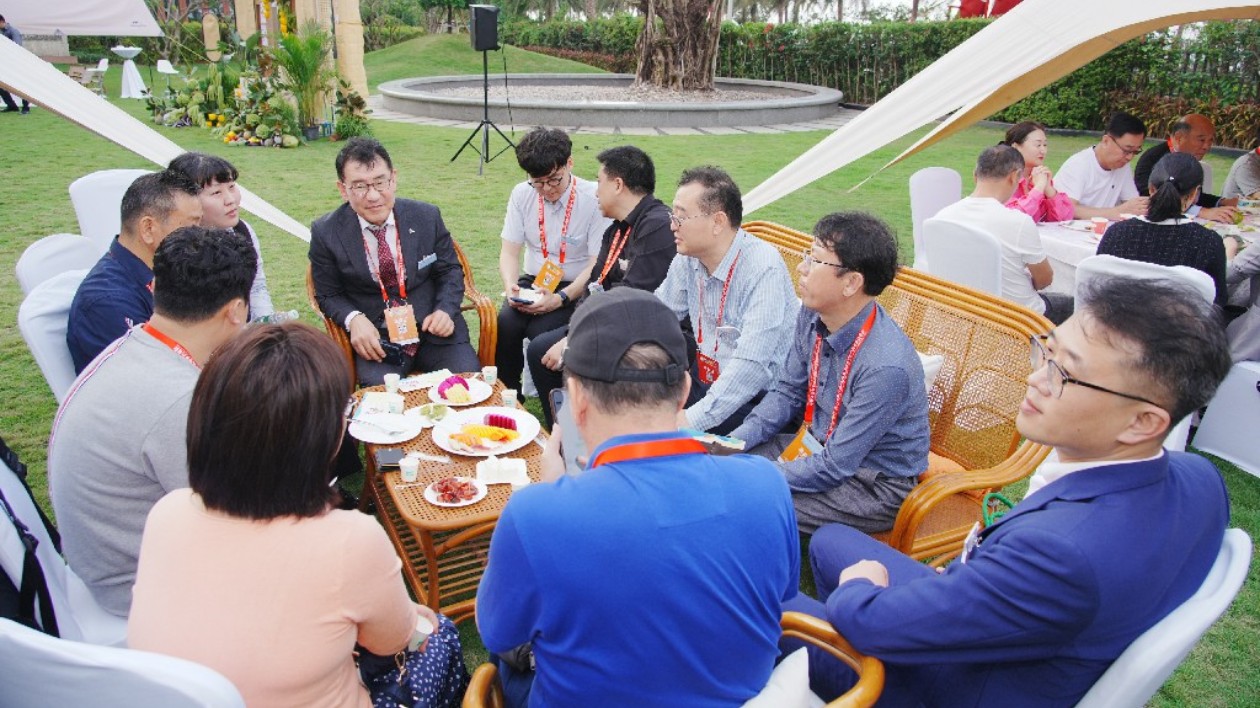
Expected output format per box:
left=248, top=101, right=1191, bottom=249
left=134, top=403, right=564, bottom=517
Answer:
left=369, top=223, right=418, bottom=356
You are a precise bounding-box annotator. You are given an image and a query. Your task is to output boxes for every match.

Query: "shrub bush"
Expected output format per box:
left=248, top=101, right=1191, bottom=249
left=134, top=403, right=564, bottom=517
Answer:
left=364, top=15, right=426, bottom=51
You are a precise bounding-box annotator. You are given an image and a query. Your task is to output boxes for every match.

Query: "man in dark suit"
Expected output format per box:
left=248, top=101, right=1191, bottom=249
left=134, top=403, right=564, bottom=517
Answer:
left=788, top=276, right=1233, bottom=707
left=310, top=138, right=480, bottom=385
left=1133, top=114, right=1239, bottom=223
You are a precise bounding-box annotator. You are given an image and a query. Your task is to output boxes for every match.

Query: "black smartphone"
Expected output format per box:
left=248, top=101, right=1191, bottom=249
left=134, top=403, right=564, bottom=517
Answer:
left=379, top=340, right=406, bottom=366
left=374, top=447, right=404, bottom=469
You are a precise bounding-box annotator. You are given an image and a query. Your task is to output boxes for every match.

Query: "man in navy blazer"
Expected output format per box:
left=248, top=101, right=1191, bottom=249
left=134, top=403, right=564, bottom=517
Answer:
left=310, top=138, right=480, bottom=385
left=790, top=275, right=1233, bottom=707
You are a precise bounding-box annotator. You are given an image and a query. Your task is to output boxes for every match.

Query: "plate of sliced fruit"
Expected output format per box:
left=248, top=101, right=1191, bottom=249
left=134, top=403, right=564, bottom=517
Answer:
left=428, top=374, right=494, bottom=407
left=431, top=406, right=542, bottom=457
left=423, top=476, right=488, bottom=508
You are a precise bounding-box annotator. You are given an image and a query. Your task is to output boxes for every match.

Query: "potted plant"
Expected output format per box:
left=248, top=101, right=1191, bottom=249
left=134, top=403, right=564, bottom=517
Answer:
left=269, top=21, right=334, bottom=142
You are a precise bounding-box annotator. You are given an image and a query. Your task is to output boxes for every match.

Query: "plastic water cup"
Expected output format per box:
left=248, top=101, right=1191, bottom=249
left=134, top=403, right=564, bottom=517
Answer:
left=383, top=373, right=401, bottom=394
left=482, top=366, right=498, bottom=385
left=399, top=457, right=419, bottom=483
left=408, top=615, right=435, bottom=652
left=502, top=389, right=518, bottom=408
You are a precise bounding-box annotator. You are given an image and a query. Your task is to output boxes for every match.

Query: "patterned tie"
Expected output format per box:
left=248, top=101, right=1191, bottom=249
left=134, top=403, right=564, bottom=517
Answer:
left=369, top=223, right=418, bottom=356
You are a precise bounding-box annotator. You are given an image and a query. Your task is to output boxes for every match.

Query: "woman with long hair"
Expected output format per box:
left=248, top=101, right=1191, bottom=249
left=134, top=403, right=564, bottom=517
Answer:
left=1002, top=121, right=1075, bottom=223
left=1097, top=152, right=1229, bottom=305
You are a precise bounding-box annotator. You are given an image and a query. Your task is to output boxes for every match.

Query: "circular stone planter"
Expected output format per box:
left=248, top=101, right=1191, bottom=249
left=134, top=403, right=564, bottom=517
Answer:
left=378, top=73, right=844, bottom=129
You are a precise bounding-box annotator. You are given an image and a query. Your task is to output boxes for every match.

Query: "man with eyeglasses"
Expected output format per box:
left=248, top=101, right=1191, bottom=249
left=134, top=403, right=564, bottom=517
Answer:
left=494, top=128, right=610, bottom=393
left=1056, top=111, right=1151, bottom=221
left=729, top=213, right=929, bottom=533
left=789, top=276, right=1231, bottom=707
left=310, top=137, right=479, bottom=386
left=654, top=166, right=798, bottom=435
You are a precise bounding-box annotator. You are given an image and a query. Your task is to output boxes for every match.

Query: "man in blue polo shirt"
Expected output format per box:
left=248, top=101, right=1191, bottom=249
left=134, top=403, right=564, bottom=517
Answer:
left=67, top=170, right=202, bottom=372
left=477, top=287, right=799, bottom=707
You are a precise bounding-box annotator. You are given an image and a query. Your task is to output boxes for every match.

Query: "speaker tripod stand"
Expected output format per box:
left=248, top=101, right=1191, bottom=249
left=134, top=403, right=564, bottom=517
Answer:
left=450, top=49, right=514, bottom=174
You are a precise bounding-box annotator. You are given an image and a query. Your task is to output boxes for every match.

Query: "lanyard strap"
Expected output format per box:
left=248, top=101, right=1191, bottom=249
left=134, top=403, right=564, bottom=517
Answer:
left=803, top=307, right=878, bottom=441
left=595, top=225, right=633, bottom=286
left=360, top=221, right=408, bottom=303
left=537, top=177, right=578, bottom=265
left=696, top=250, right=743, bottom=354
left=142, top=323, right=200, bottom=369
left=589, top=438, right=708, bottom=468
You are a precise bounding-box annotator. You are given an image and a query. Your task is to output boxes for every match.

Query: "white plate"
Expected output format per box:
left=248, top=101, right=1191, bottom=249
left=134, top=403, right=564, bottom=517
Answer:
left=1062, top=219, right=1101, bottom=233
left=428, top=377, right=493, bottom=407
left=432, top=406, right=542, bottom=457
left=423, top=476, right=488, bottom=508
left=403, top=403, right=452, bottom=429
left=348, top=412, right=425, bottom=445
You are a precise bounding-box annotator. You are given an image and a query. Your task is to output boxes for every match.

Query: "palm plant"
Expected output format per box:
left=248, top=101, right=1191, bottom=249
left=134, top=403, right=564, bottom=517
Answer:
left=269, top=21, right=335, bottom=130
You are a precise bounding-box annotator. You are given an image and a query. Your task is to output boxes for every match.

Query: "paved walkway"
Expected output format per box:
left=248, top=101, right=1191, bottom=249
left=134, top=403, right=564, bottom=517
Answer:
left=367, top=95, right=860, bottom=136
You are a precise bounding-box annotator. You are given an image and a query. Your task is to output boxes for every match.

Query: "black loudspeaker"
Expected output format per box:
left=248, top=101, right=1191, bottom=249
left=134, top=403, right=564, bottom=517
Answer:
left=469, top=5, right=500, bottom=52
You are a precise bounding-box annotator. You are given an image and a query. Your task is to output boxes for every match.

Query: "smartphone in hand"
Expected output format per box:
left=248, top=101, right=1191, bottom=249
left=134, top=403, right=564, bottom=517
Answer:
left=549, top=389, right=587, bottom=476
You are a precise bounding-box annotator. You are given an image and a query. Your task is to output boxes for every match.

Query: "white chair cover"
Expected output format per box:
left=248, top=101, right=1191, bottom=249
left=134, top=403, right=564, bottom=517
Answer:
left=18, top=269, right=89, bottom=405
left=1192, top=361, right=1260, bottom=479
left=67, top=169, right=153, bottom=253
left=16, top=234, right=106, bottom=295
left=1075, top=528, right=1251, bottom=708
left=909, top=167, right=963, bottom=270
left=921, top=217, right=1003, bottom=297
left=0, top=618, right=244, bottom=707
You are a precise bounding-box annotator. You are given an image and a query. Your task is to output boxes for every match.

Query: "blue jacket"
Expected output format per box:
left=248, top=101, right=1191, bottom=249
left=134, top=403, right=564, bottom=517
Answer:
left=827, top=452, right=1229, bottom=707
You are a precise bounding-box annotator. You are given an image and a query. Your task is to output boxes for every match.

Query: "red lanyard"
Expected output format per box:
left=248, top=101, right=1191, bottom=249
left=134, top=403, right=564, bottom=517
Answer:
left=804, top=307, right=877, bottom=441
left=594, top=225, right=633, bottom=286
left=538, top=177, right=578, bottom=265
left=360, top=220, right=407, bottom=302
left=589, top=437, right=708, bottom=468
left=142, top=322, right=200, bottom=369
left=696, top=251, right=742, bottom=354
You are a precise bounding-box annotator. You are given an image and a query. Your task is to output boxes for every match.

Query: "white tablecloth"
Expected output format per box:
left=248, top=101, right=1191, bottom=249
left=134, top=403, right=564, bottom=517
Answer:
left=111, top=46, right=147, bottom=99
left=1038, top=222, right=1101, bottom=295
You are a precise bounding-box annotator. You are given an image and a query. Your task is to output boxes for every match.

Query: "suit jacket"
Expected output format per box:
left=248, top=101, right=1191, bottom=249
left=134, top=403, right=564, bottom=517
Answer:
left=826, top=452, right=1229, bottom=707
left=309, top=199, right=470, bottom=346
left=1133, top=141, right=1221, bottom=207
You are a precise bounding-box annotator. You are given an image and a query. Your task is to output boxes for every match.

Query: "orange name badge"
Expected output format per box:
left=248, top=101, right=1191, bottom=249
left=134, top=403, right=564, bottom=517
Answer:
left=696, top=351, right=721, bottom=385
left=384, top=304, right=420, bottom=345
left=533, top=260, right=564, bottom=293
left=778, top=423, right=823, bottom=463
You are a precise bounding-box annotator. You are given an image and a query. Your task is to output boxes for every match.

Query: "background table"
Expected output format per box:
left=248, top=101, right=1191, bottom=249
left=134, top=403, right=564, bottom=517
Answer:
left=1038, top=222, right=1101, bottom=296
left=358, top=378, right=543, bottom=624
left=110, top=46, right=148, bottom=99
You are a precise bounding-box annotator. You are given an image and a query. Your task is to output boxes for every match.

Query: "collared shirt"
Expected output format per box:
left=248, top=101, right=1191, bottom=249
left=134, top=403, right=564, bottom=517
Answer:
left=344, top=212, right=400, bottom=330
left=655, top=230, right=799, bottom=431
left=731, top=302, right=931, bottom=492
left=1026, top=450, right=1164, bottom=497
left=500, top=177, right=608, bottom=282
left=67, top=237, right=155, bottom=374
left=588, top=194, right=676, bottom=292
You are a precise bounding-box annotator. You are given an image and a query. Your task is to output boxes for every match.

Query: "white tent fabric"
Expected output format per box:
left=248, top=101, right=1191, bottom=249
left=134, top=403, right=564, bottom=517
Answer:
left=744, top=0, right=1260, bottom=214
left=0, top=39, right=311, bottom=243
left=2, top=0, right=162, bottom=37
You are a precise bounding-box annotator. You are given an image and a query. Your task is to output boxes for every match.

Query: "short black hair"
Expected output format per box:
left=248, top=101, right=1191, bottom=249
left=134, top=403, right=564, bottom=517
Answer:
left=1105, top=111, right=1146, bottom=140
left=152, top=226, right=257, bottom=323
left=813, top=212, right=899, bottom=296
left=514, top=128, right=572, bottom=178
left=188, top=324, right=349, bottom=519
left=1078, top=276, right=1230, bottom=426
left=335, top=137, right=393, bottom=181
left=678, top=166, right=743, bottom=228
left=975, top=145, right=1025, bottom=180
left=1003, top=121, right=1046, bottom=147
left=168, top=151, right=239, bottom=187
left=1147, top=152, right=1204, bottom=222
left=566, top=342, right=686, bottom=413
left=119, top=169, right=201, bottom=233
left=597, top=145, right=655, bottom=195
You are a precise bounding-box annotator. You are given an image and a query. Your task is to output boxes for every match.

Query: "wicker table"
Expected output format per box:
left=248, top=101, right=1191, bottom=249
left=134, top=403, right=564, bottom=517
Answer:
left=357, top=378, right=543, bottom=624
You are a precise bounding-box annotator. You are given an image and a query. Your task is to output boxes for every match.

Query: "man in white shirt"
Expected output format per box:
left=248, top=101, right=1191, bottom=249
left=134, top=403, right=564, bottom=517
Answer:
left=1056, top=111, right=1150, bottom=221
left=935, top=146, right=1073, bottom=323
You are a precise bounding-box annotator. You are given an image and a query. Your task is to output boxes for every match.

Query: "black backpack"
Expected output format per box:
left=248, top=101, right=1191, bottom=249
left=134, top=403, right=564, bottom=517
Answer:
left=0, top=436, right=61, bottom=636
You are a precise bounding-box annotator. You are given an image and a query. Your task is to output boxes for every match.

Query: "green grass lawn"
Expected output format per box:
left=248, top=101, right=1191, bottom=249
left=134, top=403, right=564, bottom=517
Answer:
left=5, top=36, right=1258, bottom=705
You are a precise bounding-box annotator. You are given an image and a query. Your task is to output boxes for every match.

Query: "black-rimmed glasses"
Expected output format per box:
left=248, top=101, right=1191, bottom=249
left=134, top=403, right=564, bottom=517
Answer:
left=343, top=176, right=394, bottom=198
left=1029, top=335, right=1163, bottom=408
left=800, top=248, right=847, bottom=271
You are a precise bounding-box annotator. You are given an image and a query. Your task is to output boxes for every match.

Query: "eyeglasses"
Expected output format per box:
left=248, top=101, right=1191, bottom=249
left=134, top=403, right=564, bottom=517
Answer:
left=800, top=248, right=847, bottom=271
left=528, top=169, right=567, bottom=189
left=668, top=211, right=712, bottom=228
left=1029, top=335, right=1163, bottom=408
left=1107, top=136, right=1144, bottom=157
left=343, top=176, right=394, bottom=198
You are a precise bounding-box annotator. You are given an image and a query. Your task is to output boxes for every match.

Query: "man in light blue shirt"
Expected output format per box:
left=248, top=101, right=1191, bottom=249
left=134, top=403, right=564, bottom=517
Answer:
left=655, top=166, right=798, bottom=434
left=730, top=212, right=930, bottom=533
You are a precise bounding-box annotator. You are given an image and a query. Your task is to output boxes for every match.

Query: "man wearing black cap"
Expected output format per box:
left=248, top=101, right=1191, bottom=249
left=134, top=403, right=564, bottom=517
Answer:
left=477, top=287, right=800, bottom=707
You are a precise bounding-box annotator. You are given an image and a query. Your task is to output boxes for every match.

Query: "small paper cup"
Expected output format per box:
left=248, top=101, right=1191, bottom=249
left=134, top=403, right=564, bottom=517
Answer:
left=383, top=373, right=401, bottom=394
left=502, top=389, right=518, bottom=407
left=1091, top=217, right=1109, bottom=235
left=408, top=615, right=435, bottom=652
left=482, top=366, right=498, bottom=385
left=399, top=457, right=420, bottom=483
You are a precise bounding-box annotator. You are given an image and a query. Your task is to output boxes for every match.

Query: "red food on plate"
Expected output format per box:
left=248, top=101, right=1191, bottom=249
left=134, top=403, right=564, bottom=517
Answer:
left=484, top=413, right=517, bottom=431
left=431, top=476, right=479, bottom=504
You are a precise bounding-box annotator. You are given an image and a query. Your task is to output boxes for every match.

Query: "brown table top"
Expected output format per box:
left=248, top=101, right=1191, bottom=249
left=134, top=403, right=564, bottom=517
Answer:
left=357, top=378, right=545, bottom=532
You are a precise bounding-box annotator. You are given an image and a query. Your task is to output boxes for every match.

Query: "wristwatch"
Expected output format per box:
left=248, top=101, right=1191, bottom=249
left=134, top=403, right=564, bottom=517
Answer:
left=558, top=290, right=571, bottom=306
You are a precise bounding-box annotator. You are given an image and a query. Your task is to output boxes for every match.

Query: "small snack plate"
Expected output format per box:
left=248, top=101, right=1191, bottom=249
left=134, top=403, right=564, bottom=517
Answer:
left=404, top=402, right=452, bottom=429
left=348, top=412, right=425, bottom=445
left=423, top=476, right=488, bottom=508
left=428, top=378, right=494, bottom=407
left=432, top=406, right=543, bottom=457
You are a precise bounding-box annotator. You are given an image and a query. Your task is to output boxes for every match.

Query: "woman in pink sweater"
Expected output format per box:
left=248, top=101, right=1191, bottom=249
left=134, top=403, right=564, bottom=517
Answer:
left=1003, top=121, right=1075, bottom=222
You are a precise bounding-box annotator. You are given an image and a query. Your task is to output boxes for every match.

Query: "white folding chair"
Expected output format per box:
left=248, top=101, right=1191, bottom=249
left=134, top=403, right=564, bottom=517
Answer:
left=0, top=618, right=244, bottom=707
left=1075, top=528, right=1251, bottom=708
left=67, top=169, right=152, bottom=253
left=156, top=59, right=181, bottom=92
left=1201, top=161, right=1215, bottom=195
left=909, top=167, right=963, bottom=271
left=18, top=269, right=89, bottom=405
left=84, top=58, right=110, bottom=97
left=921, top=217, right=1003, bottom=297
left=16, top=234, right=106, bottom=295
left=1192, top=361, right=1260, bottom=478
left=1074, top=254, right=1216, bottom=452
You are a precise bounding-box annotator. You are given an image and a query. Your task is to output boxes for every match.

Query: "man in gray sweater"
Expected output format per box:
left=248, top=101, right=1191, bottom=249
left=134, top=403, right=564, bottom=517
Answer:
left=48, top=226, right=256, bottom=617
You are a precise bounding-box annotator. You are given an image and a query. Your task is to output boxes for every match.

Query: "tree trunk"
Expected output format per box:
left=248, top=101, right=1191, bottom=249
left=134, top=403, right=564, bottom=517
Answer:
left=910, top=0, right=920, bottom=21
left=634, top=0, right=723, bottom=91
left=836, top=0, right=843, bottom=22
